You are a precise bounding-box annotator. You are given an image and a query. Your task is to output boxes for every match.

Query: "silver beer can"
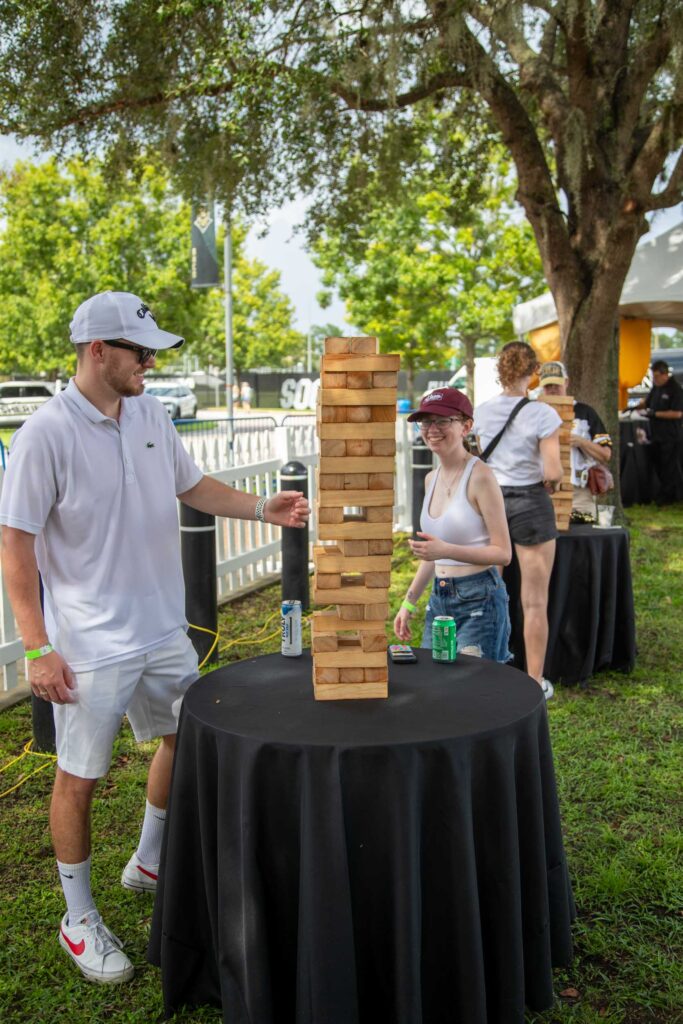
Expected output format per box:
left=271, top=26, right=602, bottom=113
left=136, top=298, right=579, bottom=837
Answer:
left=281, top=600, right=302, bottom=657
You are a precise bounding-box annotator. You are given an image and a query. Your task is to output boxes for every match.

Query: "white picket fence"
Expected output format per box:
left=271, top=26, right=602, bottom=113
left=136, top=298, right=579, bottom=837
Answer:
left=0, top=415, right=418, bottom=693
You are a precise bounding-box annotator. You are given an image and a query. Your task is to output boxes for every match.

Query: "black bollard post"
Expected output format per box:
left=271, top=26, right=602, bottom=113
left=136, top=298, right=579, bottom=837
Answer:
left=180, top=502, right=218, bottom=666
left=411, top=435, right=432, bottom=536
left=31, top=575, right=55, bottom=753
left=279, top=460, right=310, bottom=610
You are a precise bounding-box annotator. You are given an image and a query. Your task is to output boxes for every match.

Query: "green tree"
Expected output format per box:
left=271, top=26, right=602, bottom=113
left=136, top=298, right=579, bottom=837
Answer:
left=313, top=139, right=544, bottom=400
left=0, top=159, right=304, bottom=377
left=1, top=1, right=680, bottom=425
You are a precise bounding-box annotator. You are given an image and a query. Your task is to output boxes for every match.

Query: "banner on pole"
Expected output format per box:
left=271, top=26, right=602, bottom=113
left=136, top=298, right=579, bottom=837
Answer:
left=191, top=203, right=219, bottom=287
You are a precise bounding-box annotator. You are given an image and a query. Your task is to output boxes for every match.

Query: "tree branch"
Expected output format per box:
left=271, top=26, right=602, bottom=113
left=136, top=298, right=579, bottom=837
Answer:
left=642, top=147, right=683, bottom=211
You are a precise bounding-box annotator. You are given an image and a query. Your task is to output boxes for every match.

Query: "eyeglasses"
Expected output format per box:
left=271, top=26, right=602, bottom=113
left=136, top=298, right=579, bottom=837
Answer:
left=102, top=339, right=157, bottom=364
left=418, top=416, right=467, bottom=432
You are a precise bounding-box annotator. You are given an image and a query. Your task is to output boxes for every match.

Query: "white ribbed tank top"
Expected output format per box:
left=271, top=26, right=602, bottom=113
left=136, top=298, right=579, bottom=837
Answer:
left=420, top=457, right=490, bottom=566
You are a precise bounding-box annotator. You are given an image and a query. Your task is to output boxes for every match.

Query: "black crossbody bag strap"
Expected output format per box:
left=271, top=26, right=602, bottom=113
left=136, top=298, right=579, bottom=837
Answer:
left=479, top=397, right=530, bottom=463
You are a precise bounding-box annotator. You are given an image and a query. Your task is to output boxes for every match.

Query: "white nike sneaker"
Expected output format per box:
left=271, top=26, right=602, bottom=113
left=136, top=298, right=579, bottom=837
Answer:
left=59, top=911, right=134, bottom=984
left=121, top=851, right=158, bottom=894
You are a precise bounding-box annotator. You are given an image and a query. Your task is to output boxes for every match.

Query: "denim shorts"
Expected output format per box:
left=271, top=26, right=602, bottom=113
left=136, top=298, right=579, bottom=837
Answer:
left=501, top=483, right=558, bottom=546
left=421, top=568, right=512, bottom=663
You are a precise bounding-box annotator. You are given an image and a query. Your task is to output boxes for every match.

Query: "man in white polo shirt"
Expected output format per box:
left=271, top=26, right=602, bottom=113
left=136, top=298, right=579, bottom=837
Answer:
left=0, top=291, right=309, bottom=985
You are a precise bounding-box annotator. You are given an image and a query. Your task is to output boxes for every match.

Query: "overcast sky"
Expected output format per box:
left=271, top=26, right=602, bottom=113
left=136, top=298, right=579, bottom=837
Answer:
left=0, top=134, right=349, bottom=335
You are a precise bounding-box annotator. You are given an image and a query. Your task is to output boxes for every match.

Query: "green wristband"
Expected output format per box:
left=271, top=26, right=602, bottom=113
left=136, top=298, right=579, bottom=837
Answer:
left=25, top=644, right=53, bottom=660
left=402, top=600, right=417, bottom=614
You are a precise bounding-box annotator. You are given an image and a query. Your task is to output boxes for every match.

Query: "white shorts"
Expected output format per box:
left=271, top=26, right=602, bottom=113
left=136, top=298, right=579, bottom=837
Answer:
left=53, top=628, right=199, bottom=779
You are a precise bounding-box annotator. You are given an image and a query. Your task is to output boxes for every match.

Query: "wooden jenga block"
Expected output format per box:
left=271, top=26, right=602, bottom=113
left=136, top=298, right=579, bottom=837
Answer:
left=314, top=665, right=341, bottom=683
left=337, top=605, right=365, bottom=620
left=347, top=371, right=373, bottom=389
left=368, top=539, right=393, bottom=555
left=320, top=405, right=347, bottom=423
left=342, top=540, right=369, bottom=556
left=369, top=473, right=394, bottom=490
left=319, top=421, right=395, bottom=440
left=322, top=389, right=396, bottom=406
left=313, top=548, right=391, bottom=573
left=318, top=522, right=393, bottom=540
left=349, top=337, right=378, bottom=353
left=373, top=372, right=398, bottom=388
left=315, top=573, right=342, bottom=589
left=366, top=507, right=393, bottom=523
left=319, top=474, right=345, bottom=489
left=322, top=355, right=400, bottom=372
left=318, top=507, right=344, bottom=524
left=365, top=571, right=391, bottom=588
left=321, top=456, right=395, bottom=474
left=364, top=667, right=389, bottom=683
left=318, top=489, right=394, bottom=508
left=346, top=406, right=372, bottom=423
left=361, top=632, right=387, bottom=652
left=321, top=371, right=347, bottom=388
left=344, top=473, right=369, bottom=489
left=364, top=603, right=389, bottom=620
left=345, top=439, right=371, bottom=456
left=312, top=635, right=338, bottom=653
left=371, top=439, right=396, bottom=456
left=340, top=668, right=365, bottom=683
left=324, top=338, right=352, bottom=354
left=371, top=406, right=397, bottom=421
left=312, top=611, right=381, bottom=633
left=312, top=584, right=389, bottom=604
left=315, top=650, right=388, bottom=668
left=314, top=681, right=388, bottom=699
left=320, top=439, right=347, bottom=457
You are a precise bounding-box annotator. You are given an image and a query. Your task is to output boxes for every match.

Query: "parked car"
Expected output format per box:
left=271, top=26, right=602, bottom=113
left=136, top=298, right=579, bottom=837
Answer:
left=0, top=380, right=54, bottom=425
left=145, top=384, right=198, bottom=419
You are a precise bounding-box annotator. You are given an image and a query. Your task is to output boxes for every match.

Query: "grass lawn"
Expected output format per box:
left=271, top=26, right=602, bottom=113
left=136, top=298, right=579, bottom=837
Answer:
left=0, top=505, right=681, bottom=1023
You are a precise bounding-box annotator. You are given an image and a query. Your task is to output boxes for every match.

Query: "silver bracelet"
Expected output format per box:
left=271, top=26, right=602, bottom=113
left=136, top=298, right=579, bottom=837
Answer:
left=254, top=496, right=267, bottom=522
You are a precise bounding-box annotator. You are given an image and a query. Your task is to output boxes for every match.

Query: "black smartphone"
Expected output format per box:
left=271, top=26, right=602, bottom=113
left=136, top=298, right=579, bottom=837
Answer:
left=388, top=644, right=418, bottom=663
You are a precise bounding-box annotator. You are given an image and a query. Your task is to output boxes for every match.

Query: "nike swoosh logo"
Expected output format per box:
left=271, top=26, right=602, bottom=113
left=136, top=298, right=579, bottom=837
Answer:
left=61, top=928, right=85, bottom=956
left=137, top=865, right=158, bottom=880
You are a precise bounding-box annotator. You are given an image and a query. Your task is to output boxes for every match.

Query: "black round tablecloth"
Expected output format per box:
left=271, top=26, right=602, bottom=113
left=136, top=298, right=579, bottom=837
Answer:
left=505, top=523, right=636, bottom=685
left=149, top=650, right=574, bottom=1024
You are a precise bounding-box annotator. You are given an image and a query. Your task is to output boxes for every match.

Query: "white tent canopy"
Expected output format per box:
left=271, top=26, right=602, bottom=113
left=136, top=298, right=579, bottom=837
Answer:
left=513, top=223, right=683, bottom=335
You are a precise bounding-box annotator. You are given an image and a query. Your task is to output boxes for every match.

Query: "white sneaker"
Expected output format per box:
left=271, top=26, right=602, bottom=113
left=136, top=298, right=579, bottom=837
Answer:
left=59, top=911, right=134, bottom=984
left=121, top=851, right=158, bottom=893
left=541, top=678, right=555, bottom=701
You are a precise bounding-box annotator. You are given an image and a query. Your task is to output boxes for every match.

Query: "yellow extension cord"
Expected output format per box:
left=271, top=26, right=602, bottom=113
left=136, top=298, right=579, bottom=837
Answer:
left=0, top=606, right=323, bottom=799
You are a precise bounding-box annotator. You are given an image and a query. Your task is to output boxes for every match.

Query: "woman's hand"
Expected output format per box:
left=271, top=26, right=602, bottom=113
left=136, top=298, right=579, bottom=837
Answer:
left=394, top=607, right=412, bottom=642
left=409, top=532, right=450, bottom=561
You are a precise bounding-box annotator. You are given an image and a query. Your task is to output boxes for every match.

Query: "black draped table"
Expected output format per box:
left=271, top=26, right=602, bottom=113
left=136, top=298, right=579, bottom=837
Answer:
left=149, top=650, right=574, bottom=1024
left=504, top=524, right=636, bottom=686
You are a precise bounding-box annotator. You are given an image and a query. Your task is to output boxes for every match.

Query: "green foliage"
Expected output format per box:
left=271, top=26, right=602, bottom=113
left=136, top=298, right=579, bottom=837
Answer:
left=312, top=132, right=544, bottom=390
left=0, top=506, right=682, bottom=1021
left=0, top=159, right=305, bottom=377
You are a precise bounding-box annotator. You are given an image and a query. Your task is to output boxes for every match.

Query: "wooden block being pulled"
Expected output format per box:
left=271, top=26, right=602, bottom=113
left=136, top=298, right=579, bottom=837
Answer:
left=318, top=489, right=394, bottom=508
left=322, top=389, right=396, bottom=406
left=320, top=456, right=395, bottom=474
left=371, top=439, right=396, bottom=456
left=319, top=421, right=395, bottom=440
left=314, top=681, right=388, bottom=700
left=321, top=354, right=400, bottom=372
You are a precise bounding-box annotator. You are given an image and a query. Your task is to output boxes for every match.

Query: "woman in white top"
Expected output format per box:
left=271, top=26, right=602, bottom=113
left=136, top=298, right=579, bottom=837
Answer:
left=473, top=342, right=563, bottom=697
left=394, top=388, right=512, bottom=662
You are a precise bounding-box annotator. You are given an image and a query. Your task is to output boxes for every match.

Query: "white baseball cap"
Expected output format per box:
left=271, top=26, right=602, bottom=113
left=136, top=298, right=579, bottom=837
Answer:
left=70, top=291, right=184, bottom=350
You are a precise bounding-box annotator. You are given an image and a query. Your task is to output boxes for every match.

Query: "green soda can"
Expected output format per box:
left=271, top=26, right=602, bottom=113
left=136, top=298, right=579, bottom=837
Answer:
left=432, top=615, right=456, bottom=663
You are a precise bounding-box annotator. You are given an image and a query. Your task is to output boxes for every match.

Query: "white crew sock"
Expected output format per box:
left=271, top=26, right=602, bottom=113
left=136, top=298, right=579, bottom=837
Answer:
left=136, top=800, right=166, bottom=866
left=57, top=856, right=97, bottom=925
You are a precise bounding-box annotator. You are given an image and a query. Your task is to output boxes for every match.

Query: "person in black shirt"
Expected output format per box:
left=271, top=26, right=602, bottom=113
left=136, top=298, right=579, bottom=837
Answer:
left=636, top=360, right=683, bottom=504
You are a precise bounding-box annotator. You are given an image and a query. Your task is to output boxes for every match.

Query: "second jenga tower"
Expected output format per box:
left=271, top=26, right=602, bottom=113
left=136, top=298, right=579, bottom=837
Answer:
left=311, top=336, right=399, bottom=700
left=539, top=393, right=574, bottom=530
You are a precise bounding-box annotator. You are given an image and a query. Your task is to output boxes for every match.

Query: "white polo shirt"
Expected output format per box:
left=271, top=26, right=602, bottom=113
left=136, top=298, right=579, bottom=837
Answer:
left=0, top=380, right=203, bottom=671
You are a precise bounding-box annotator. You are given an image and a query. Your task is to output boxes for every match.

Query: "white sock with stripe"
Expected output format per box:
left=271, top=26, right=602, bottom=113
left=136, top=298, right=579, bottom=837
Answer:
left=57, top=856, right=97, bottom=925
left=136, top=800, right=166, bottom=866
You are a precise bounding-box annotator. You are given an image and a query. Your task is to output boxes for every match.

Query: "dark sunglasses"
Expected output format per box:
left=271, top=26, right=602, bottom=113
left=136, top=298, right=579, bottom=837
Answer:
left=102, top=339, right=157, bottom=364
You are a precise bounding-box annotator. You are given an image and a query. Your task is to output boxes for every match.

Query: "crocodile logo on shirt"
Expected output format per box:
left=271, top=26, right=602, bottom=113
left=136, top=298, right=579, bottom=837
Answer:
left=146, top=441, right=155, bottom=448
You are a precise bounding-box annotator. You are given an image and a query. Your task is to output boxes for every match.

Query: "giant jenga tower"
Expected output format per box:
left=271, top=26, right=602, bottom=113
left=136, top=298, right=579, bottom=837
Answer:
left=311, top=336, right=399, bottom=700
left=539, top=393, right=574, bottom=530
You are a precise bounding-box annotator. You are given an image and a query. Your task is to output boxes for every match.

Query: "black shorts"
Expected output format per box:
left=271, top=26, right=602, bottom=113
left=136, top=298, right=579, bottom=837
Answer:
left=501, top=483, right=558, bottom=546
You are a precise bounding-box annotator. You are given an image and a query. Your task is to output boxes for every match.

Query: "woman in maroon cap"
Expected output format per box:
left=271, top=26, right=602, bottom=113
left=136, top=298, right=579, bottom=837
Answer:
left=394, top=387, right=513, bottom=662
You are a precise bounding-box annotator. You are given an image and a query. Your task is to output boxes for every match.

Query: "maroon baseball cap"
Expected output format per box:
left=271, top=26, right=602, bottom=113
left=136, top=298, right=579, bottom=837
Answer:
left=407, top=387, right=473, bottom=422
